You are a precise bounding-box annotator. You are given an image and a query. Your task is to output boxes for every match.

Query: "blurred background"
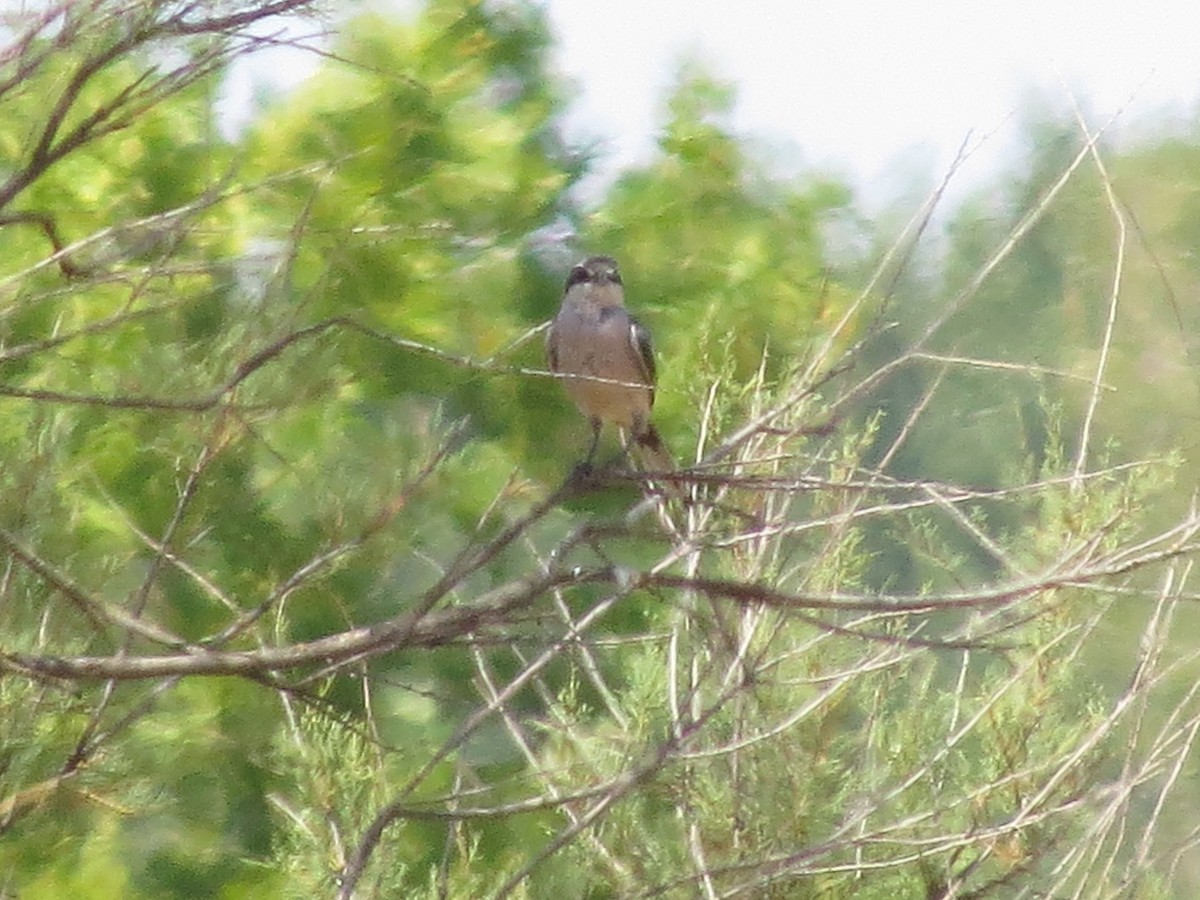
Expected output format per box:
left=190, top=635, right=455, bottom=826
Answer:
left=4, top=0, right=1200, bottom=896
left=225, top=1, right=1200, bottom=208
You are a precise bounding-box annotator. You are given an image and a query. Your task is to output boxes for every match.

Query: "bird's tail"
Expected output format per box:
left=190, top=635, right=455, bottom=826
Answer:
left=632, top=424, right=689, bottom=510
left=635, top=423, right=676, bottom=475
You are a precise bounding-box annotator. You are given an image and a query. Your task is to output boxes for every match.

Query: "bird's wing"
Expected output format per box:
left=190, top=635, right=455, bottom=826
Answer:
left=627, top=314, right=657, bottom=407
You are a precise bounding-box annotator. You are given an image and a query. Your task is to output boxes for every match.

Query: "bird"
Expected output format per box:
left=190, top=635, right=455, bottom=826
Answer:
left=545, top=255, right=674, bottom=476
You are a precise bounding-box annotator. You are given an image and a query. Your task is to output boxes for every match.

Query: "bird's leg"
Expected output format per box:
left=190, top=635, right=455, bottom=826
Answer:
left=568, top=418, right=603, bottom=485
left=584, top=417, right=602, bottom=469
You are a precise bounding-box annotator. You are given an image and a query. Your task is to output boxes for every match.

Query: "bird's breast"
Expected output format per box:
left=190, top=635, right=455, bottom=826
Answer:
left=551, top=307, right=652, bottom=429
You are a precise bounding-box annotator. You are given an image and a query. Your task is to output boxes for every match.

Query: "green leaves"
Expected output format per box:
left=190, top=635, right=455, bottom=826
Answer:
left=7, top=3, right=1196, bottom=898
left=585, top=66, right=862, bottom=454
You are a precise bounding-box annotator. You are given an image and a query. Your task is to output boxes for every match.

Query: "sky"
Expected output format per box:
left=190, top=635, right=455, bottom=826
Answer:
left=545, top=1, right=1200, bottom=204
left=224, top=1, right=1200, bottom=206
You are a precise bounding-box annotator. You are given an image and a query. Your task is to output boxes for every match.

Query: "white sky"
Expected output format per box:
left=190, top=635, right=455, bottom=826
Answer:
left=225, top=2, right=1200, bottom=205
left=545, top=1, right=1200, bottom=203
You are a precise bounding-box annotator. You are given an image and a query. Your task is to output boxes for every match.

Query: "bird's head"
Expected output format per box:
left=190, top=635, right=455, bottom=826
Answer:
left=565, top=255, right=623, bottom=291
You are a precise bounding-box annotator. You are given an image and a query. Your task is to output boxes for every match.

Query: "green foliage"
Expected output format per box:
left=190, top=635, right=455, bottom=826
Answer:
left=2, top=2, right=1199, bottom=898
left=580, top=64, right=862, bottom=459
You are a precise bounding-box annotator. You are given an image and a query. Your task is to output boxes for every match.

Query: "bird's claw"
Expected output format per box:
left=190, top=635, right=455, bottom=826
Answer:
left=567, top=460, right=598, bottom=487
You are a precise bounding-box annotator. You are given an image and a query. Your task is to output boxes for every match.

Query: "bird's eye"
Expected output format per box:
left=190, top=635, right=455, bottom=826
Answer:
left=608, top=268, right=623, bottom=285
left=565, top=265, right=591, bottom=289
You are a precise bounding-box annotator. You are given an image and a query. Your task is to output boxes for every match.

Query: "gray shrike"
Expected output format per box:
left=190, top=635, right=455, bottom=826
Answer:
left=546, top=255, right=673, bottom=473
